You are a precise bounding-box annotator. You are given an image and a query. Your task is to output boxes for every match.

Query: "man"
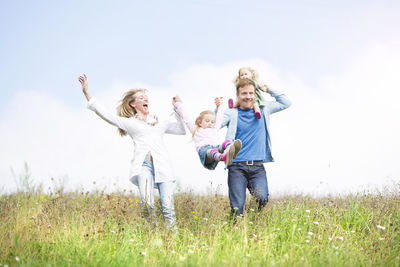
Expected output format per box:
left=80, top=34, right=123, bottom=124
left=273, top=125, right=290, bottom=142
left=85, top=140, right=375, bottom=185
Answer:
left=220, top=78, right=291, bottom=216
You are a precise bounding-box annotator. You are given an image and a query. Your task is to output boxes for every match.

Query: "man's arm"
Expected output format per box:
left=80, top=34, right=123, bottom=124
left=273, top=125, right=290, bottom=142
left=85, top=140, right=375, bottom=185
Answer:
left=264, top=89, right=291, bottom=115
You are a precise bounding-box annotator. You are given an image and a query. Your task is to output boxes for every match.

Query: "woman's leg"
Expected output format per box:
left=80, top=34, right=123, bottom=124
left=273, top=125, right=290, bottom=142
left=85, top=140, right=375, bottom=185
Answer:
left=157, top=181, right=177, bottom=229
left=137, top=160, right=156, bottom=222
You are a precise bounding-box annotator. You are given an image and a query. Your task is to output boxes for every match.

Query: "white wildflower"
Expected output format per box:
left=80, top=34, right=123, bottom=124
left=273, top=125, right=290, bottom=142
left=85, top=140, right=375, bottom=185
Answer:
left=129, top=239, right=134, bottom=242
left=203, top=218, right=208, bottom=221
left=15, top=257, right=20, bottom=262
left=246, top=254, right=251, bottom=257
left=307, top=232, right=313, bottom=236
left=153, top=239, right=163, bottom=247
left=283, top=254, right=289, bottom=259
left=249, top=221, right=253, bottom=225
left=313, top=221, right=319, bottom=225
left=305, top=210, right=310, bottom=213
left=188, top=249, right=194, bottom=254
left=377, top=225, right=386, bottom=230
left=252, top=234, right=257, bottom=238
left=337, top=236, right=344, bottom=241
left=379, top=237, right=384, bottom=241
left=140, top=251, right=146, bottom=256
left=250, top=208, right=255, bottom=212
left=351, top=230, right=355, bottom=233
left=328, top=237, right=333, bottom=241
left=305, top=240, right=310, bottom=243
left=300, top=257, right=304, bottom=261
left=110, top=230, right=115, bottom=234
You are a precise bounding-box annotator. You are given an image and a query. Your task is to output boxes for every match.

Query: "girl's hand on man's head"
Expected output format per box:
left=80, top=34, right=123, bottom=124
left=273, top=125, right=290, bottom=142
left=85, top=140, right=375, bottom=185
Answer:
left=259, top=83, right=269, bottom=93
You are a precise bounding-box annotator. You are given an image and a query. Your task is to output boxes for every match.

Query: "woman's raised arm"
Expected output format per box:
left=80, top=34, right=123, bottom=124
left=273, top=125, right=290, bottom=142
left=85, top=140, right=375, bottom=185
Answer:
left=78, top=74, right=92, bottom=101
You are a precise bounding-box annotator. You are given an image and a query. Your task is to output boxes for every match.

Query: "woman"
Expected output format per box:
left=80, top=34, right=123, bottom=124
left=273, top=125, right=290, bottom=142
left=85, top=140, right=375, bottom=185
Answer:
left=78, top=74, right=186, bottom=228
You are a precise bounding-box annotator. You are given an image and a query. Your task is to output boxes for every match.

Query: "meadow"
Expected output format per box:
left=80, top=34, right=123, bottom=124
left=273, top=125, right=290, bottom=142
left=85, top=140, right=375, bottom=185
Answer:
left=0, top=185, right=399, bottom=266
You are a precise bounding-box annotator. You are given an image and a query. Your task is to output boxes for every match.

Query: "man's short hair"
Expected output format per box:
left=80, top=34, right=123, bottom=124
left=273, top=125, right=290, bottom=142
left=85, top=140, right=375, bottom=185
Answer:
left=236, top=78, right=256, bottom=94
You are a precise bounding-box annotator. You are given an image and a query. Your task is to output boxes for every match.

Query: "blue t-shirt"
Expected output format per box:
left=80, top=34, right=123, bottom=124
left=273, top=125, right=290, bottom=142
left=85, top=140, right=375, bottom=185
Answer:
left=233, top=108, right=267, bottom=162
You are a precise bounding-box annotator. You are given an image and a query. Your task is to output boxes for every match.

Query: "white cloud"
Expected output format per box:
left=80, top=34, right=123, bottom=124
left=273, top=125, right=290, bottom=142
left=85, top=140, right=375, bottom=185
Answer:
left=0, top=51, right=399, bottom=196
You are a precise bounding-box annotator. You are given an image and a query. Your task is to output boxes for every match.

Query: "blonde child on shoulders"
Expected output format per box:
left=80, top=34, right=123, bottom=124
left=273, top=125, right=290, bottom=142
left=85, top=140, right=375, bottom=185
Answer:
left=228, top=67, right=270, bottom=119
left=173, top=96, right=242, bottom=170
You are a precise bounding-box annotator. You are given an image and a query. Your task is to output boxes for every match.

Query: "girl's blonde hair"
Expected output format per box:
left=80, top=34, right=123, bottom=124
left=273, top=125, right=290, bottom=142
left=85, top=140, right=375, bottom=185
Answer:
left=192, top=110, right=215, bottom=136
left=233, top=66, right=259, bottom=85
left=116, top=88, right=147, bottom=136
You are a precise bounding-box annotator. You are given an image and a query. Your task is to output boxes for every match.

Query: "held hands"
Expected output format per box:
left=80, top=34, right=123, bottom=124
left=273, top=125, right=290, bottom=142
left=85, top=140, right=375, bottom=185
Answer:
left=214, top=97, right=223, bottom=107
left=172, top=95, right=181, bottom=111
left=78, top=74, right=91, bottom=101
left=172, top=95, right=182, bottom=104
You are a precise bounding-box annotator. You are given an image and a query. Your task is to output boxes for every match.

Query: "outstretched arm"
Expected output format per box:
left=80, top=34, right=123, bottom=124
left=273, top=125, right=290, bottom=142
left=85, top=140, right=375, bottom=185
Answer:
left=264, top=89, right=292, bottom=114
left=78, top=74, right=141, bottom=133
left=78, top=74, right=92, bottom=101
left=172, top=96, right=197, bottom=134
left=214, top=97, right=225, bottom=129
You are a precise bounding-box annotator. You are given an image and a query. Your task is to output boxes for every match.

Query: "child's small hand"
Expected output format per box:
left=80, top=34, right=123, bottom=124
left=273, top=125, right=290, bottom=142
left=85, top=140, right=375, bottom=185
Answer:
left=259, top=83, right=269, bottom=92
left=214, top=97, right=223, bottom=107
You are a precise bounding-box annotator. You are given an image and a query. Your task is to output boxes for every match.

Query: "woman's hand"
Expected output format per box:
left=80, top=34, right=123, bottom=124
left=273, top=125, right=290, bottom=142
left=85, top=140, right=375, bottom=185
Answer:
left=78, top=74, right=92, bottom=101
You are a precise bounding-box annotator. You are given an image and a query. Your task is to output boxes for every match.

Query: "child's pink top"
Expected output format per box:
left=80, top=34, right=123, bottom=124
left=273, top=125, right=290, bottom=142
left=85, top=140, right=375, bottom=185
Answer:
left=174, top=102, right=225, bottom=152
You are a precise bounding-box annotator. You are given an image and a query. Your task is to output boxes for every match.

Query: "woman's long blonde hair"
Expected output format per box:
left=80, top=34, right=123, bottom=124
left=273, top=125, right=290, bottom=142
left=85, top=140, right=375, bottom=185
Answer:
left=233, top=66, right=259, bottom=85
left=192, top=110, right=215, bottom=136
left=116, top=88, right=147, bottom=136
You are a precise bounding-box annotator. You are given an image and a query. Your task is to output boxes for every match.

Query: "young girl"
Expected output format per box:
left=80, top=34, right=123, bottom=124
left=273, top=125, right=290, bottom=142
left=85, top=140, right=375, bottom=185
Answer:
left=228, top=67, right=269, bottom=119
left=173, top=96, right=242, bottom=170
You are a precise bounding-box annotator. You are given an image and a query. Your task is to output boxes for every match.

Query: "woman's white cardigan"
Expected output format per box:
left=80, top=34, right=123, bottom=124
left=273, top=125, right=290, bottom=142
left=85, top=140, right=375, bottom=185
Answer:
left=87, top=98, right=186, bottom=186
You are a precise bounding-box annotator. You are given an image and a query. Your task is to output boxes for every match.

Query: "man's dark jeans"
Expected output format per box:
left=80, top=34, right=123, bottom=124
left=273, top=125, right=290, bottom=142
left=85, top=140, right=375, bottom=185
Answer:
left=228, top=162, right=269, bottom=216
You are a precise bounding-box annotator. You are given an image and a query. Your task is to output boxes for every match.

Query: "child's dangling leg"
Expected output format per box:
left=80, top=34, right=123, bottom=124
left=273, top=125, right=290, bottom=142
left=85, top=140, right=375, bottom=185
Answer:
left=218, top=139, right=242, bottom=165
left=253, top=102, right=261, bottom=119
left=228, top=98, right=240, bottom=109
left=206, top=148, right=224, bottom=162
left=228, top=98, right=234, bottom=109
left=219, top=139, right=232, bottom=153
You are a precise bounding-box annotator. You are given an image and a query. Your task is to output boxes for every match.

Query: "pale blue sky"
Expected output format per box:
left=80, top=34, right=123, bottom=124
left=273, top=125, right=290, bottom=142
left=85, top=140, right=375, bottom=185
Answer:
left=1, top=0, right=398, bottom=113
left=1, top=0, right=399, bottom=194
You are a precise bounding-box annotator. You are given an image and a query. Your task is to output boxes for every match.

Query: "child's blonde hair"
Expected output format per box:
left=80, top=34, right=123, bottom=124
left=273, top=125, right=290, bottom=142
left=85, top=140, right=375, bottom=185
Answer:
left=192, top=110, right=215, bottom=136
left=116, top=88, right=147, bottom=136
left=233, top=66, right=259, bottom=85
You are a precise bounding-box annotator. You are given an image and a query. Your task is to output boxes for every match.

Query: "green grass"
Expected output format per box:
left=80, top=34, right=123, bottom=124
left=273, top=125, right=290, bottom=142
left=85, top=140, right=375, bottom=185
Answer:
left=0, top=189, right=399, bottom=266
